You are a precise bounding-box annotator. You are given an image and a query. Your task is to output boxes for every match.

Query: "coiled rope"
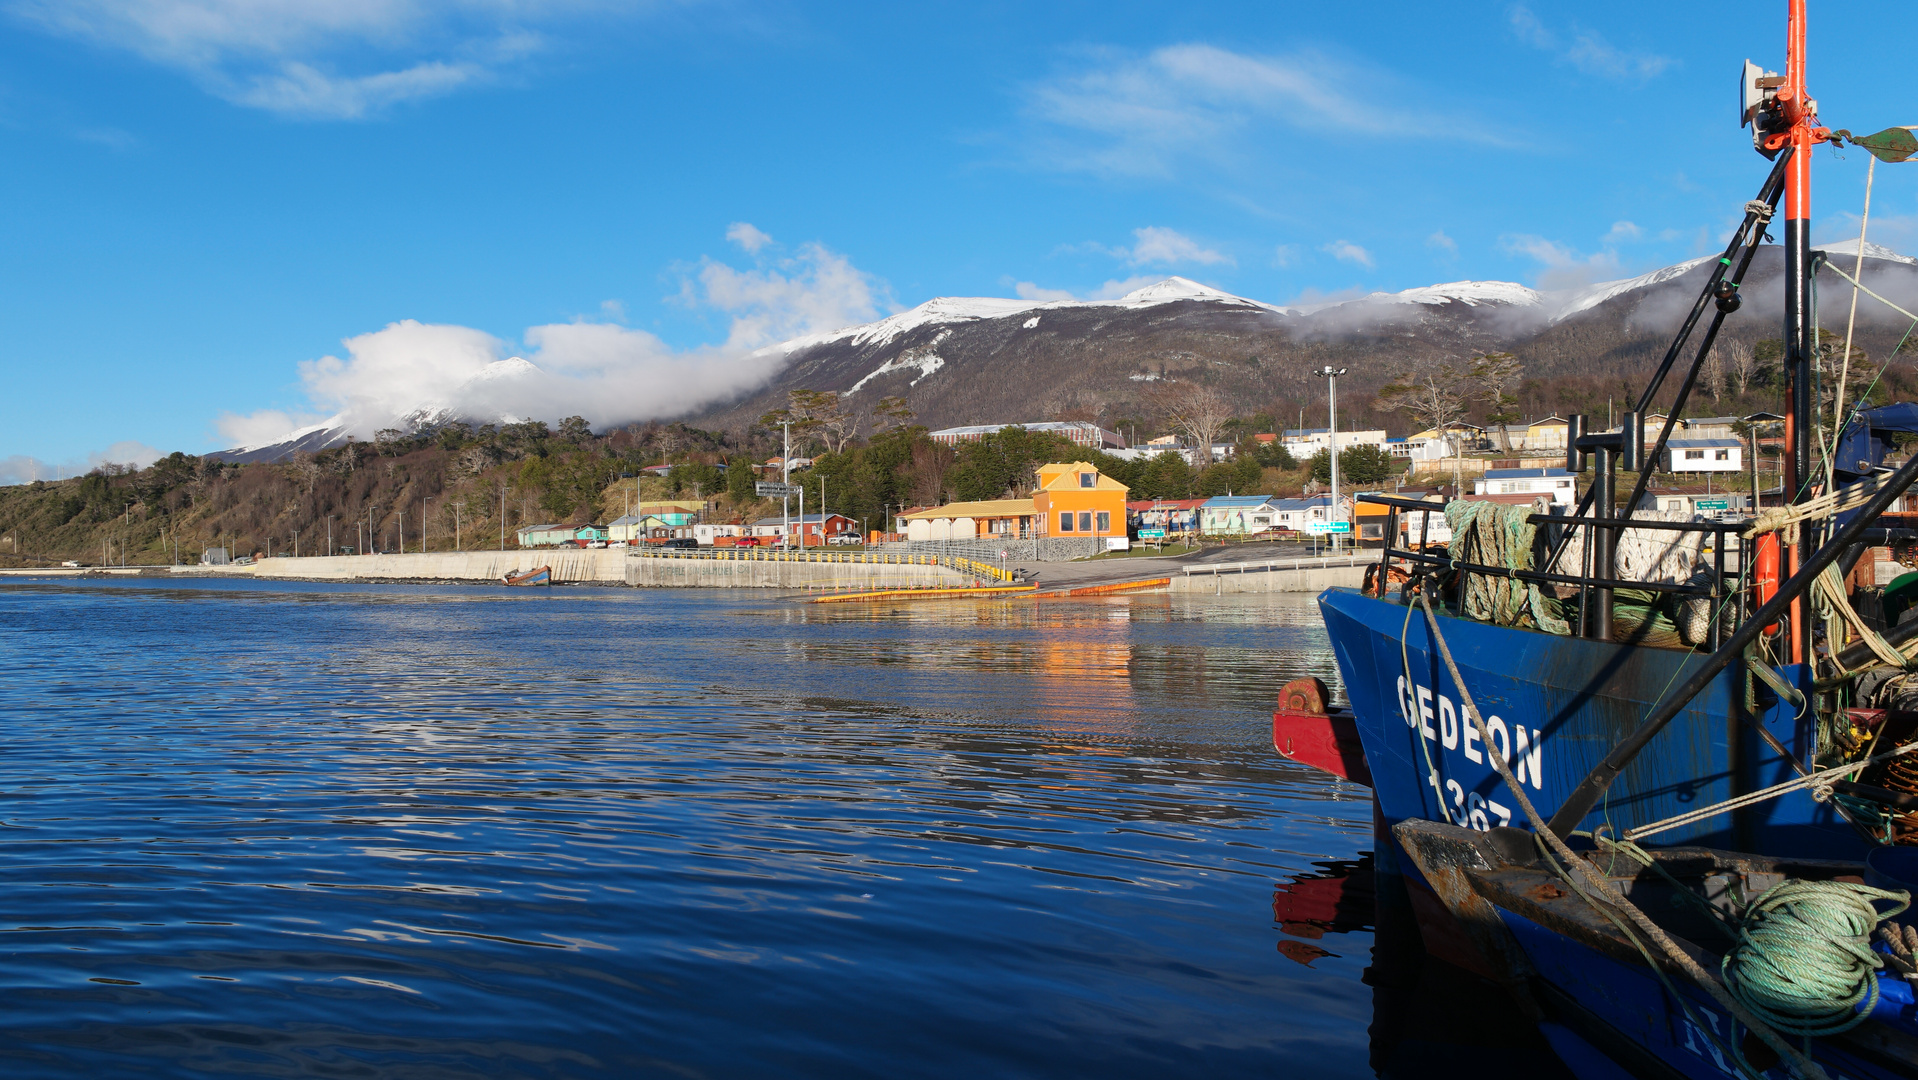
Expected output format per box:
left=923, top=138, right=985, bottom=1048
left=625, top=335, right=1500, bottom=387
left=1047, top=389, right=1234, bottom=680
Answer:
left=1723, top=880, right=1909, bottom=1037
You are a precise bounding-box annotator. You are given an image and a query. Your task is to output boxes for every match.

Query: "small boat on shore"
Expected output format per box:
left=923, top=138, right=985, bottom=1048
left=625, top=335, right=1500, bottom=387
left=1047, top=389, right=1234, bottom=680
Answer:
left=503, top=566, right=552, bottom=587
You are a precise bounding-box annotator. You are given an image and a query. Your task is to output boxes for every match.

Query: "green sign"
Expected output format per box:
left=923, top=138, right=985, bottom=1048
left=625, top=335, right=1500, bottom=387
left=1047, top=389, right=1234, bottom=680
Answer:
left=1306, top=521, right=1352, bottom=534
left=1694, top=498, right=1729, bottom=511
left=1138, top=528, right=1166, bottom=539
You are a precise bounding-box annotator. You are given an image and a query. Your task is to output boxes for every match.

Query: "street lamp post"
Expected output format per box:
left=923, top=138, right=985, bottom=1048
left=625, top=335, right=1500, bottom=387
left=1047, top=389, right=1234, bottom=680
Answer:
left=1316, top=366, right=1348, bottom=552
left=368, top=506, right=378, bottom=555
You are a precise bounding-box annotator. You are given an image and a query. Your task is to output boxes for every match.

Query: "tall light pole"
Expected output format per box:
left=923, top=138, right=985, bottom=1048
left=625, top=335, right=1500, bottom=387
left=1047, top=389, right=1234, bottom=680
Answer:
left=368, top=505, right=378, bottom=556
left=1316, top=366, right=1347, bottom=552
left=781, top=420, right=792, bottom=550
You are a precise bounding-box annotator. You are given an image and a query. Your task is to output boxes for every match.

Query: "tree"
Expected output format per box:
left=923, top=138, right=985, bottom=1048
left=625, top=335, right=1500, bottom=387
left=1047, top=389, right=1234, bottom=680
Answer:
left=761, top=390, right=857, bottom=454
left=1471, top=352, right=1523, bottom=453
left=1378, top=361, right=1470, bottom=489
left=557, top=416, right=594, bottom=444
left=871, top=395, right=915, bottom=434
left=1310, top=444, right=1396, bottom=484
left=727, top=456, right=756, bottom=503
left=1243, top=437, right=1296, bottom=469
left=1152, top=381, right=1234, bottom=467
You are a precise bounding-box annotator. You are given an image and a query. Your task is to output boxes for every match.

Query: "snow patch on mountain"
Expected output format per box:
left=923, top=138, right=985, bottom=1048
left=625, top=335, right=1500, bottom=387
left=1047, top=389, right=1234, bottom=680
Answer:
left=846, top=349, right=947, bottom=395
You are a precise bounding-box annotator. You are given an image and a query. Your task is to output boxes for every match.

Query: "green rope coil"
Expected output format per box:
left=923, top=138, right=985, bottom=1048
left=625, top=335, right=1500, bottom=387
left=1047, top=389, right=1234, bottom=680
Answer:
left=1722, top=879, right=1910, bottom=1037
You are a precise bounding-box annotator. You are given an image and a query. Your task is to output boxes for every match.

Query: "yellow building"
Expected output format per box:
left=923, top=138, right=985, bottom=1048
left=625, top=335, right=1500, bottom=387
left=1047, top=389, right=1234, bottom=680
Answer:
left=1033, top=462, right=1129, bottom=538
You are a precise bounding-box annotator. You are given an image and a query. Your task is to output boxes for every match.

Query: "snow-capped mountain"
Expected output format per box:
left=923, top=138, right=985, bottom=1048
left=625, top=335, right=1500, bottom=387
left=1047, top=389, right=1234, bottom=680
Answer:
left=213, top=243, right=1918, bottom=463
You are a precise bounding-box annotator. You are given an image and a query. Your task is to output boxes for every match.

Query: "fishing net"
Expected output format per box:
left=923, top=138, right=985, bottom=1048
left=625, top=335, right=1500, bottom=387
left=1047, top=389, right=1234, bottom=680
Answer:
left=1443, top=500, right=1571, bottom=635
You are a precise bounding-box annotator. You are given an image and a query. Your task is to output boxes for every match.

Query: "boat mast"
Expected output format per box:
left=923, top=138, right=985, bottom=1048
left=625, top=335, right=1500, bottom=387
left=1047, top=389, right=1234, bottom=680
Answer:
left=1774, top=0, right=1829, bottom=664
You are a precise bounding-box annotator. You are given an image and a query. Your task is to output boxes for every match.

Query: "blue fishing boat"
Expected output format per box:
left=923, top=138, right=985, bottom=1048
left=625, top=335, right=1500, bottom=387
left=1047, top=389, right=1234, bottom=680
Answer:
left=504, top=565, right=552, bottom=587
left=1285, top=5, right=1918, bottom=1076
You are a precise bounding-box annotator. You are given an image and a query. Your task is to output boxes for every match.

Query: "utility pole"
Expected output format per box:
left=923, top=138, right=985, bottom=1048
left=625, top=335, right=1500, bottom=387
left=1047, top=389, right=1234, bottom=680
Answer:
left=398, top=508, right=405, bottom=555
left=368, top=505, right=378, bottom=555
left=455, top=502, right=461, bottom=552
left=327, top=517, right=333, bottom=558
left=1316, top=366, right=1348, bottom=552
left=499, top=483, right=506, bottom=551
left=782, top=420, right=792, bottom=550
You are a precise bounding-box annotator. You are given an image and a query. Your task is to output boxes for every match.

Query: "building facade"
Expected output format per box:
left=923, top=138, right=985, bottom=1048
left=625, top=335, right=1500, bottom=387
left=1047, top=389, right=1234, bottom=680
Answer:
left=1032, top=462, right=1129, bottom=538
left=1473, top=467, right=1577, bottom=506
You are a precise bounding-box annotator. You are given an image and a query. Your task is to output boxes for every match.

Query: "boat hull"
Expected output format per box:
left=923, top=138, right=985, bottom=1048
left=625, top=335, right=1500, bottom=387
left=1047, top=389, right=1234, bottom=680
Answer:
left=1317, top=586, right=1859, bottom=859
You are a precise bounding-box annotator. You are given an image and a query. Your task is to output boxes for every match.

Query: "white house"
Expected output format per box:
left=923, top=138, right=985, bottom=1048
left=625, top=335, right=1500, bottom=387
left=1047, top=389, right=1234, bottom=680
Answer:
left=1661, top=438, right=1742, bottom=474
left=1473, top=467, right=1577, bottom=506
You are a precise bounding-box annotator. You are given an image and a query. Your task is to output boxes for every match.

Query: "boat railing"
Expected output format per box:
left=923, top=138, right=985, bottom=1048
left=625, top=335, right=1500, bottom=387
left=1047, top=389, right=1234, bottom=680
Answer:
left=1361, top=492, right=1752, bottom=648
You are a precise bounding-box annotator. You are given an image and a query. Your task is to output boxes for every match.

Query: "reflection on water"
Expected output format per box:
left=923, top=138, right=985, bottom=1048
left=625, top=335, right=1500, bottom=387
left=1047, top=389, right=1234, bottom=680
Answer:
left=0, top=578, right=1516, bottom=1078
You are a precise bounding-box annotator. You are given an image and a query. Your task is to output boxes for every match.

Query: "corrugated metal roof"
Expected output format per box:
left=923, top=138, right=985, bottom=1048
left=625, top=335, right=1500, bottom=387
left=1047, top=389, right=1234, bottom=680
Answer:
left=897, top=499, right=1034, bottom=521
left=1666, top=438, right=1742, bottom=448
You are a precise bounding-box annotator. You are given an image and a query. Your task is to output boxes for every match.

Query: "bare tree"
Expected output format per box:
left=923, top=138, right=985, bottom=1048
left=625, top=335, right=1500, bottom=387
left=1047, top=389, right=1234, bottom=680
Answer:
left=1470, top=352, right=1523, bottom=453
left=1378, top=361, right=1470, bottom=490
left=1152, top=381, right=1233, bottom=467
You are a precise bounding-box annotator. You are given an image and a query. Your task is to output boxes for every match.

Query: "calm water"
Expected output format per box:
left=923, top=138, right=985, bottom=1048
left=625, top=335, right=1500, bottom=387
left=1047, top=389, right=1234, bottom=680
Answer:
left=0, top=578, right=1536, bottom=1078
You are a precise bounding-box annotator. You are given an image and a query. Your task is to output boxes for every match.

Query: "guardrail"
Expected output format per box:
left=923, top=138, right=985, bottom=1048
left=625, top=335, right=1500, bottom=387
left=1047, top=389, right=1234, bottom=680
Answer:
left=627, top=546, right=1019, bottom=583
left=1179, top=553, right=1374, bottom=577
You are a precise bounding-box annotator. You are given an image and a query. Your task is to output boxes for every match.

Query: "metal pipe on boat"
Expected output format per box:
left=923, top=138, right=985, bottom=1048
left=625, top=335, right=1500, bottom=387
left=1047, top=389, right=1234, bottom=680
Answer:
left=1545, top=446, right=1918, bottom=838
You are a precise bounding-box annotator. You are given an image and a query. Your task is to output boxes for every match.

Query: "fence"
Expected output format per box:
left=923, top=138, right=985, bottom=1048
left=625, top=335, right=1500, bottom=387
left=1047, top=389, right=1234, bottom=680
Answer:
left=869, top=537, right=1108, bottom=563
left=629, top=546, right=1018, bottom=583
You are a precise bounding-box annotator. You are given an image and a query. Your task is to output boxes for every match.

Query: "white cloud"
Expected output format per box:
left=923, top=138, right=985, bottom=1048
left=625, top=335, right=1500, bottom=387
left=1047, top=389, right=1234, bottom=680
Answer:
left=693, top=241, right=889, bottom=352
left=212, top=232, right=892, bottom=446
left=1321, top=239, right=1374, bottom=269
left=6, top=0, right=610, bottom=118
left=0, top=441, right=162, bottom=485
left=1024, top=42, right=1509, bottom=177
left=1603, top=220, right=1644, bottom=243
left=1272, top=244, right=1301, bottom=268
left=1010, top=275, right=1163, bottom=302
left=1014, top=281, right=1077, bottom=301
left=1426, top=230, right=1458, bottom=255
left=1124, top=225, right=1230, bottom=267
left=214, top=407, right=328, bottom=448
left=1087, top=275, right=1161, bottom=299
left=726, top=221, right=774, bottom=255
left=1500, top=233, right=1623, bottom=290
left=1508, top=5, right=1672, bottom=81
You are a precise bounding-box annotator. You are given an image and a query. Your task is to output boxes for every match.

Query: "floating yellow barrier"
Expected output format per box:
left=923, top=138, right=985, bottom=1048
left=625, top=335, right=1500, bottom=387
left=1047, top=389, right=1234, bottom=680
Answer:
left=808, top=584, right=1036, bottom=603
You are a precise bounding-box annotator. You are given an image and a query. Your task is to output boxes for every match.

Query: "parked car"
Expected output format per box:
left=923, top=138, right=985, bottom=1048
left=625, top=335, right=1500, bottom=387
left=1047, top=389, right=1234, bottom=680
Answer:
left=733, top=536, right=763, bottom=547
left=586, top=540, right=608, bottom=548
left=827, top=534, right=861, bottom=545
left=661, top=537, right=698, bottom=549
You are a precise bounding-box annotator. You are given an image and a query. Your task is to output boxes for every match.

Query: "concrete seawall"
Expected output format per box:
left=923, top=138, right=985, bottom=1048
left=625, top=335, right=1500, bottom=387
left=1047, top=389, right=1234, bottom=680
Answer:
left=1169, top=563, right=1366, bottom=594
left=221, top=551, right=628, bottom=583
left=625, top=556, right=972, bottom=589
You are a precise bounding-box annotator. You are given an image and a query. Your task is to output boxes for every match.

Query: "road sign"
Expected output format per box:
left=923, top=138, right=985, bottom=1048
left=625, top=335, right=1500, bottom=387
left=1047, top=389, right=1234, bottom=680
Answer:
left=1693, top=498, right=1729, bottom=511
left=1138, top=528, right=1166, bottom=539
left=755, top=482, right=796, bottom=497
left=1305, top=520, right=1352, bottom=534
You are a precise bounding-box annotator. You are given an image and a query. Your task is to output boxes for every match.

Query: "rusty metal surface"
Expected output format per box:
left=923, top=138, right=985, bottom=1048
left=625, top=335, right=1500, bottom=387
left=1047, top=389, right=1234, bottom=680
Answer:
left=1390, top=820, right=1540, bottom=1016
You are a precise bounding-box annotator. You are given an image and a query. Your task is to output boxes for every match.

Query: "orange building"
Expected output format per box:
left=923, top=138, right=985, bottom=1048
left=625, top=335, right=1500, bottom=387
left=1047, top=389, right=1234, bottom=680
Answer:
left=1033, top=462, right=1129, bottom=538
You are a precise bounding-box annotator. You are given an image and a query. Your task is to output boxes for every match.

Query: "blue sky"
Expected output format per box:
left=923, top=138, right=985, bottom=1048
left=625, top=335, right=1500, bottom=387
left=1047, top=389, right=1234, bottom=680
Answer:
left=3, top=0, right=1915, bottom=477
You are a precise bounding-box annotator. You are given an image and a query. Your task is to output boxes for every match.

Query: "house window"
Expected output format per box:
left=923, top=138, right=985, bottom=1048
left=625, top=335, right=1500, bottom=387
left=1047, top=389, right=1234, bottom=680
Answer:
left=1079, top=511, right=1093, bottom=533
left=1079, top=473, right=1095, bottom=488
left=1096, top=511, right=1110, bottom=533
left=1557, top=481, right=1571, bottom=488
left=1059, top=512, right=1074, bottom=532
left=1715, top=449, right=1730, bottom=461
left=1252, top=515, right=1270, bottom=526
left=1685, top=450, right=1704, bottom=460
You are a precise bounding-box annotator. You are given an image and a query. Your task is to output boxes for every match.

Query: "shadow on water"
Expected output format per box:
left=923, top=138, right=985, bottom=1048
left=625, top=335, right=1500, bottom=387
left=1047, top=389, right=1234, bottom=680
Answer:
left=0, top=577, right=1554, bottom=1078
